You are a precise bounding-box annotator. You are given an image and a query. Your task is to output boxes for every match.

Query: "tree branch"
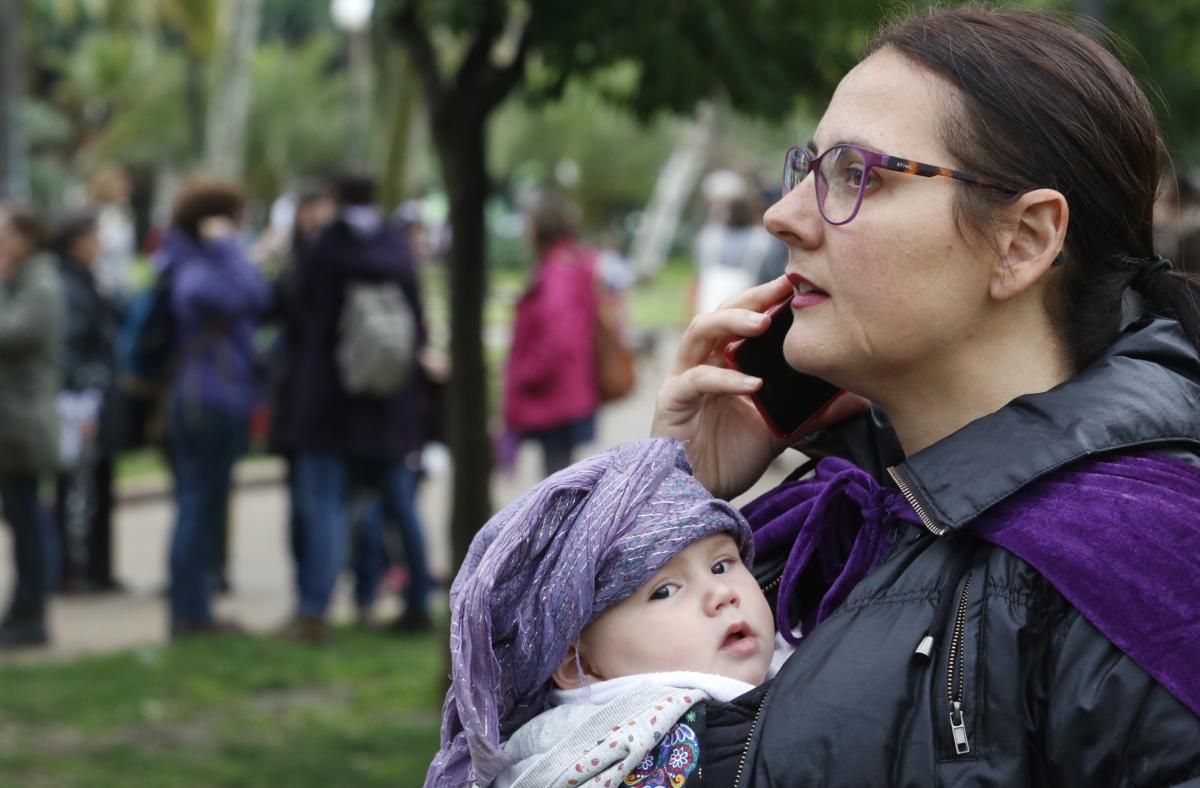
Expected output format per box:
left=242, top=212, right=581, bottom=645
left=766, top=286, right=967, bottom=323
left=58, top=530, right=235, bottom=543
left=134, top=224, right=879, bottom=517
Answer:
left=479, top=17, right=532, bottom=113
left=390, top=1, right=443, bottom=109
left=454, top=0, right=504, bottom=96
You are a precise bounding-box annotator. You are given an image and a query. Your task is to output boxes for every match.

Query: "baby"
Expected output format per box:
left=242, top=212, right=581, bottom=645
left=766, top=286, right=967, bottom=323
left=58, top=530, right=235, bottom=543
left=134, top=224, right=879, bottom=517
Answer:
left=424, top=439, right=776, bottom=788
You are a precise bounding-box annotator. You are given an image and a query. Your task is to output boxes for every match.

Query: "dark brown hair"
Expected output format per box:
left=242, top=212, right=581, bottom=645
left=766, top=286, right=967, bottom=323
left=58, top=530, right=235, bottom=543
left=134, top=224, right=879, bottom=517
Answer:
left=170, top=178, right=245, bottom=238
left=4, top=205, right=47, bottom=254
left=868, top=7, right=1200, bottom=370
left=528, top=194, right=578, bottom=255
left=53, top=211, right=98, bottom=259
left=727, top=195, right=759, bottom=229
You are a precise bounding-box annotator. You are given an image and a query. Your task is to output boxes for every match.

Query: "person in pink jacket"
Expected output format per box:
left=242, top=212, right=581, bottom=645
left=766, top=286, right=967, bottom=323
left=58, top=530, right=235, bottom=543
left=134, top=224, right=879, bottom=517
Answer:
left=503, top=196, right=599, bottom=477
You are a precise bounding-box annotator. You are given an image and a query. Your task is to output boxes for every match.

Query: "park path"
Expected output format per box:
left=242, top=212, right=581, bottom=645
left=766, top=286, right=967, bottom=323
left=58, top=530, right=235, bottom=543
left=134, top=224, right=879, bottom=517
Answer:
left=0, top=336, right=790, bottom=663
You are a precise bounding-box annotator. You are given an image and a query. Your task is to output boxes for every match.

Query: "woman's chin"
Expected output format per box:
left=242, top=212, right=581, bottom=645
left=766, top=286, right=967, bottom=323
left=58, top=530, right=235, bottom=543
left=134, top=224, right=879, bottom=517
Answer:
left=782, top=342, right=836, bottom=379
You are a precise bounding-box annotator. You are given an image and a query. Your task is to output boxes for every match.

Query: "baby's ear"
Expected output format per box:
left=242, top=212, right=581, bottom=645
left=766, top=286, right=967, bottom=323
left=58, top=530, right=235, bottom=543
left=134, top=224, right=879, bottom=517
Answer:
left=551, top=645, right=591, bottom=690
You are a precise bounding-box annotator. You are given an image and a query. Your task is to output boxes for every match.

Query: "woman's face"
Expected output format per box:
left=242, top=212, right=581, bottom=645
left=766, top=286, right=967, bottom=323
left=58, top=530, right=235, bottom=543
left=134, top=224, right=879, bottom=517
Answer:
left=764, top=49, right=999, bottom=398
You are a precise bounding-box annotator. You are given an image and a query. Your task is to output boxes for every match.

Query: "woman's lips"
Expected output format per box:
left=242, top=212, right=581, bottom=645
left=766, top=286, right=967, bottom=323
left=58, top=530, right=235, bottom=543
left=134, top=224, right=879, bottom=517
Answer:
left=787, top=272, right=830, bottom=309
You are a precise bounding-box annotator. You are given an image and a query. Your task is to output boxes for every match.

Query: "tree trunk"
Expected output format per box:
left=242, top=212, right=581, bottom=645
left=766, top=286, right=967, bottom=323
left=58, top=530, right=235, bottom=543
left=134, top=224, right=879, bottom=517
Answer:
left=183, top=50, right=207, bottom=156
left=435, top=113, right=494, bottom=571
left=381, top=50, right=418, bottom=213
left=0, top=0, right=28, bottom=200
left=204, top=0, right=262, bottom=179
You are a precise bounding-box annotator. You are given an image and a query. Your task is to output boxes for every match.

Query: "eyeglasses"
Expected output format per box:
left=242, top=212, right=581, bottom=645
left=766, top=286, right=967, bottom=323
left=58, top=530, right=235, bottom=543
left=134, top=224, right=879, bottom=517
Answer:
left=782, top=144, right=1019, bottom=226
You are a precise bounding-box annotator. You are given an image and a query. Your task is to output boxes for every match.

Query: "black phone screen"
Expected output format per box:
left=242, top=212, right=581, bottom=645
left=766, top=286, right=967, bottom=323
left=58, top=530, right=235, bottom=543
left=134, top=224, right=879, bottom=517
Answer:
left=728, top=302, right=842, bottom=436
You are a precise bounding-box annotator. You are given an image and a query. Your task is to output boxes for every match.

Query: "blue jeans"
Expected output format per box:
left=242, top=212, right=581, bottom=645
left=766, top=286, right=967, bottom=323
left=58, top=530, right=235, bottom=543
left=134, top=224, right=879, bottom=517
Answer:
left=350, top=496, right=388, bottom=610
left=0, top=473, right=46, bottom=625
left=169, top=402, right=248, bottom=625
left=294, top=454, right=431, bottom=619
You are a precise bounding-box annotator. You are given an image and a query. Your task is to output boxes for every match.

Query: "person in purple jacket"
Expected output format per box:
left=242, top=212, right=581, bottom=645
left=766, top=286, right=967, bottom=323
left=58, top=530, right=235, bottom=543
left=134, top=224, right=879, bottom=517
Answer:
left=162, top=179, right=270, bottom=638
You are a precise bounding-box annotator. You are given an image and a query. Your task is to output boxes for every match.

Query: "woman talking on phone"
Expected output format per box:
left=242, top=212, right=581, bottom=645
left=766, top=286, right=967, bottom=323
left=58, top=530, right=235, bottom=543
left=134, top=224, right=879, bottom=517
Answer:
left=652, top=8, right=1200, bottom=785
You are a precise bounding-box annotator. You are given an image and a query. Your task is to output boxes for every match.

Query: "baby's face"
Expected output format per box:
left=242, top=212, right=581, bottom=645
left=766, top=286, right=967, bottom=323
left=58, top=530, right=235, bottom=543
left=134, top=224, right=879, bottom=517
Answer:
left=576, top=533, right=774, bottom=686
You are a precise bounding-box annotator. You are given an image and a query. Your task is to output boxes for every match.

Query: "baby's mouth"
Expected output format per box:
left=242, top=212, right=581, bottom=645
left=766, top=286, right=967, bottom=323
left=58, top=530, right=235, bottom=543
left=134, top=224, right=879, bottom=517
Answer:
left=720, top=622, right=753, bottom=650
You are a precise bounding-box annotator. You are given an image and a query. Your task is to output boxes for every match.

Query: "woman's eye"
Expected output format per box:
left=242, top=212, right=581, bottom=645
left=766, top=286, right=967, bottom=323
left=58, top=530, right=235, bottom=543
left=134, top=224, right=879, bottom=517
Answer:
left=650, top=584, right=679, bottom=601
left=846, top=166, right=866, bottom=188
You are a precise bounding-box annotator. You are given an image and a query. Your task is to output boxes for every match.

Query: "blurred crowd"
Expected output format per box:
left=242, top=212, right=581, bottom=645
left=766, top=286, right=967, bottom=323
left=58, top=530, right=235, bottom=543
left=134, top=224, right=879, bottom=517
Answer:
left=0, top=170, right=442, bottom=649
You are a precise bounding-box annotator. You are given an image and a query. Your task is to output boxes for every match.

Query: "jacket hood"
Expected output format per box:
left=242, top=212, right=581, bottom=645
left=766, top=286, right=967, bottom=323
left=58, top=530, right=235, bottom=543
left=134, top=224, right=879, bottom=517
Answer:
left=897, top=315, right=1200, bottom=532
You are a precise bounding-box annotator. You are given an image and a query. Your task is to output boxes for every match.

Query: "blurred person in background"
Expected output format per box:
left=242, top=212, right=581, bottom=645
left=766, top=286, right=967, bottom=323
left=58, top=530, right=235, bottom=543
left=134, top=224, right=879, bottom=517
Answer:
left=52, top=212, right=123, bottom=595
left=161, top=179, right=270, bottom=639
left=86, top=166, right=137, bottom=305
left=693, top=171, right=787, bottom=314
left=287, top=173, right=433, bottom=642
left=264, top=188, right=335, bottom=606
left=0, top=206, right=64, bottom=649
left=503, top=194, right=600, bottom=478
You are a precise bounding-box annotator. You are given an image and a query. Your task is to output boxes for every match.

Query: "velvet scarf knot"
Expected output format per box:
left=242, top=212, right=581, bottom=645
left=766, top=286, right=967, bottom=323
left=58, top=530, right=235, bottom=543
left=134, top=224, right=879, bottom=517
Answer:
left=744, top=457, right=921, bottom=644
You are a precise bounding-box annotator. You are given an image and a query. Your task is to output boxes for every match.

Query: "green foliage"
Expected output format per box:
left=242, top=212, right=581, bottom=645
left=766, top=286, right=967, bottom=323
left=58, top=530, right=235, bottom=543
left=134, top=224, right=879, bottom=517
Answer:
left=521, top=0, right=903, bottom=122
left=55, top=31, right=192, bottom=166
left=1093, top=0, right=1200, bottom=161
left=491, top=68, right=682, bottom=224
left=243, top=35, right=350, bottom=196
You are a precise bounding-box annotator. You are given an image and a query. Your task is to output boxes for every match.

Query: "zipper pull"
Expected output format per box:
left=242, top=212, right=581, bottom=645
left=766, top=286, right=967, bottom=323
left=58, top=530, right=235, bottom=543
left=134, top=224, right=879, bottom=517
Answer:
left=949, top=701, right=970, bottom=755
left=914, top=634, right=934, bottom=659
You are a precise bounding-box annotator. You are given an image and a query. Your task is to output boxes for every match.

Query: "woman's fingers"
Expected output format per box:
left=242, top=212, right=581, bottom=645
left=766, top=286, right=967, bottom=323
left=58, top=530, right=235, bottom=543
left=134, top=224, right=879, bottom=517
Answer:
left=718, top=274, right=794, bottom=312
left=655, top=365, right=762, bottom=424
left=673, top=310, right=769, bottom=372
left=673, top=277, right=794, bottom=372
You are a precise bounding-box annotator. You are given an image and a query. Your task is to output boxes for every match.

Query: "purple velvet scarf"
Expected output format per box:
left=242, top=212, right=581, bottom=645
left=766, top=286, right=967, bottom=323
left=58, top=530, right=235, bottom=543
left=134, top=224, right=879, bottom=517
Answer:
left=745, top=452, right=1200, bottom=717
left=970, top=452, right=1200, bottom=718
left=745, top=458, right=920, bottom=644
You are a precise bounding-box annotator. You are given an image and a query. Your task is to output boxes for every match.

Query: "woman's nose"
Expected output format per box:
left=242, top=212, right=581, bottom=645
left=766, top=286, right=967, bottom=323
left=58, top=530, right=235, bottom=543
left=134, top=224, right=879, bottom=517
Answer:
left=764, top=176, right=823, bottom=250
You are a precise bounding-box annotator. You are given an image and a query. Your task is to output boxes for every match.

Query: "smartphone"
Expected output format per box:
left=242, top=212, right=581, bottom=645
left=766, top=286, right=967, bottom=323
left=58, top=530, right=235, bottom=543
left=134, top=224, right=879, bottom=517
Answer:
left=723, top=299, right=844, bottom=439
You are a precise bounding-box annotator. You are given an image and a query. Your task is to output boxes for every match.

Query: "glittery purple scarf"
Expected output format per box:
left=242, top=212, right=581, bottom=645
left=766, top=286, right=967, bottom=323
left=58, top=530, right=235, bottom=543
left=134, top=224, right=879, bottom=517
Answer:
left=744, top=452, right=1200, bottom=717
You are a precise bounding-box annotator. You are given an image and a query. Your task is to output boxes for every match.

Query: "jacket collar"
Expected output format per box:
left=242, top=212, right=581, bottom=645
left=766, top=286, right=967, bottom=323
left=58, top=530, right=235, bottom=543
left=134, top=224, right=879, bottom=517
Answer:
left=894, top=315, right=1200, bottom=532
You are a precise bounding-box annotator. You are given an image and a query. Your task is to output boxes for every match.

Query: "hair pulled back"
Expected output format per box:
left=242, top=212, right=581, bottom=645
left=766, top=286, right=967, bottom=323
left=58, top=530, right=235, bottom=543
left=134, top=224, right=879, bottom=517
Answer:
left=868, top=7, right=1200, bottom=370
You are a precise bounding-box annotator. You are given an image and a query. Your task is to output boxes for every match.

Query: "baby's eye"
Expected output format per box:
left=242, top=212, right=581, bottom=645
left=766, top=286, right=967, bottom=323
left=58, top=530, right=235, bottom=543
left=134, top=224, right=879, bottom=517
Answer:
left=711, top=558, right=735, bottom=575
left=649, top=583, right=679, bottom=601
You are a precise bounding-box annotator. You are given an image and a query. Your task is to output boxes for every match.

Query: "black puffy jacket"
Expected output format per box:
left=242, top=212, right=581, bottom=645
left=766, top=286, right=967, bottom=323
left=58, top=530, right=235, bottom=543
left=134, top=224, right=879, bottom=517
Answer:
left=718, top=316, right=1200, bottom=787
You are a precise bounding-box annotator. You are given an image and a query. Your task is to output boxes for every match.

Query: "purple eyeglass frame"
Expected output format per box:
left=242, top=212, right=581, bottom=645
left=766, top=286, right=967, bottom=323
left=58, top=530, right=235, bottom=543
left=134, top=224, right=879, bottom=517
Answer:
left=783, top=144, right=1020, bottom=226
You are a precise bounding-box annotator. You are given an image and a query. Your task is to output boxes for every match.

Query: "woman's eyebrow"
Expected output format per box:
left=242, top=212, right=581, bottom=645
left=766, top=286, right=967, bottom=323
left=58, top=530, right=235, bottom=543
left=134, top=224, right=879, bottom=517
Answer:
left=809, top=136, right=880, bottom=154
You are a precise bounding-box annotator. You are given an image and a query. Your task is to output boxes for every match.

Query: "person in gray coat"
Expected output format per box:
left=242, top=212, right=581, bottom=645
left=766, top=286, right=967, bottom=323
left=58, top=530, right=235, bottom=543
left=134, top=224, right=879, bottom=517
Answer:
left=0, top=206, right=64, bottom=648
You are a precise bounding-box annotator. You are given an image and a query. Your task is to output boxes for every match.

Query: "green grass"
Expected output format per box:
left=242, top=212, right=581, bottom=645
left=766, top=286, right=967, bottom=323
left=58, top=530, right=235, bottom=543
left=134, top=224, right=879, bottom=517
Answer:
left=0, top=628, right=445, bottom=787
left=627, top=256, right=694, bottom=332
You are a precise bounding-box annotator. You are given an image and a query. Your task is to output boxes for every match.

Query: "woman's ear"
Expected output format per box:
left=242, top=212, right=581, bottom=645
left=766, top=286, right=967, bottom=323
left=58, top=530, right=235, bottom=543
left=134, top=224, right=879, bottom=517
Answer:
left=552, top=645, right=599, bottom=690
left=991, top=188, right=1069, bottom=302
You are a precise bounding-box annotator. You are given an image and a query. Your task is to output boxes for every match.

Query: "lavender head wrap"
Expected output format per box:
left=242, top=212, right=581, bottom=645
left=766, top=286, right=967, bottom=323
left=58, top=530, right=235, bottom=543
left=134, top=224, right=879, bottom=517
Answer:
left=424, top=438, right=753, bottom=788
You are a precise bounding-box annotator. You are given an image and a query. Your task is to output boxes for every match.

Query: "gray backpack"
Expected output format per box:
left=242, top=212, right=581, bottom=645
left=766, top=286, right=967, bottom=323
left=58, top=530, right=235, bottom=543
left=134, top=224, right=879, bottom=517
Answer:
left=337, top=281, right=417, bottom=397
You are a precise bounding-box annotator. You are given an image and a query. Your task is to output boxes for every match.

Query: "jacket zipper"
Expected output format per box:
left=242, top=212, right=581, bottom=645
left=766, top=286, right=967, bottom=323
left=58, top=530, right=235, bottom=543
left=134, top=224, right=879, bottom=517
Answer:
left=760, top=571, right=783, bottom=595
left=733, top=688, right=770, bottom=788
left=887, top=465, right=947, bottom=536
left=946, top=574, right=972, bottom=755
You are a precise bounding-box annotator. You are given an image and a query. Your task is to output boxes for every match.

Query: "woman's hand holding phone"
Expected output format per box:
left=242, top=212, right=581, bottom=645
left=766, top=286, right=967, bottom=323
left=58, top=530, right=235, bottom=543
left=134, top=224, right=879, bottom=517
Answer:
left=651, top=277, right=796, bottom=499
left=651, top=276, right=868, bottom=500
